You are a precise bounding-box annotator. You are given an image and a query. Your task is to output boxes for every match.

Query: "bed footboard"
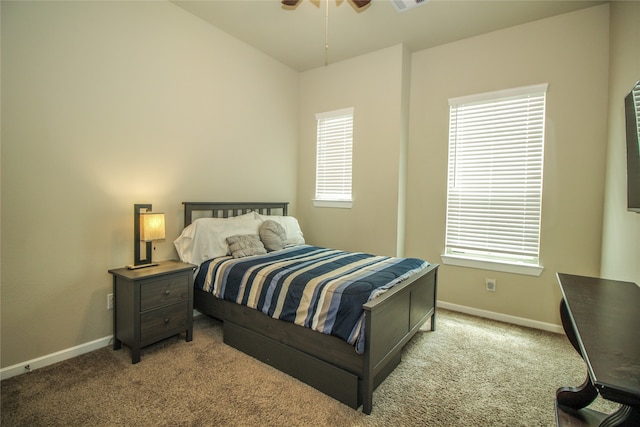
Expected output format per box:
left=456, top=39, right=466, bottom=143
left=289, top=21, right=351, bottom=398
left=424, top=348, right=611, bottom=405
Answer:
left=361, top=263, right=438, bottom=413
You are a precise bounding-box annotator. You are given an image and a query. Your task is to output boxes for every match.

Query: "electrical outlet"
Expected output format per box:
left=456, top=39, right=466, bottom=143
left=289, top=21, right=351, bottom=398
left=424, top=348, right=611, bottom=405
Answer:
left=107, top=293, right=114, bottom=310
left=486, top=278, right=497, bottom=292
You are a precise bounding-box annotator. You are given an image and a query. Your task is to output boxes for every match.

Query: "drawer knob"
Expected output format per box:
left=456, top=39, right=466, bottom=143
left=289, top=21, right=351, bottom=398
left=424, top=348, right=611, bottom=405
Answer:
left=164, top=318, right=170, bottom=324
left=164, top=290, right=171, bottom=296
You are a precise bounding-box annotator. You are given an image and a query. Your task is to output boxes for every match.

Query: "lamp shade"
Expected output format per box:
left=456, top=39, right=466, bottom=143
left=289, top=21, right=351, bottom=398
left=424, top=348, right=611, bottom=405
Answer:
left=140, top=213, right=166, bottom=242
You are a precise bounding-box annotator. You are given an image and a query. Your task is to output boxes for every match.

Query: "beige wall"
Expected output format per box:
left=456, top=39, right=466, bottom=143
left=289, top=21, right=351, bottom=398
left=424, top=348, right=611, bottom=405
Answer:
left=297, top=44, right=409, bottom=256
left=1, top=1, right=298, bottom=368
left=405, top=4, right=610, bottom=326
left=601, top=1, right=640, bottom=284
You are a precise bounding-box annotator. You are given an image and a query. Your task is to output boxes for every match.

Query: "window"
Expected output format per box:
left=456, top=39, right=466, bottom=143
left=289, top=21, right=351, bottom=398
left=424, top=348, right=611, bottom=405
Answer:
left=314, top=107, right=354, bottom=208
left=443, top=84, right=548, bottom=276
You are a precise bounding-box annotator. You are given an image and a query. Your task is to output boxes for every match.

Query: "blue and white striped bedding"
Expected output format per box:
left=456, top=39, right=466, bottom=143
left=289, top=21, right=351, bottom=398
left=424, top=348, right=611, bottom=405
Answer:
left=194, top=245, right=429, bottom=353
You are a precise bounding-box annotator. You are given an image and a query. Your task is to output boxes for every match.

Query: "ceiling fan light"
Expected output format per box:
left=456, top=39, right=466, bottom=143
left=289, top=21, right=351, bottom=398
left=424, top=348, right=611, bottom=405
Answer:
left=282, top=0, right=300, bottom=6
left=352, top=0, right=372, bottom=7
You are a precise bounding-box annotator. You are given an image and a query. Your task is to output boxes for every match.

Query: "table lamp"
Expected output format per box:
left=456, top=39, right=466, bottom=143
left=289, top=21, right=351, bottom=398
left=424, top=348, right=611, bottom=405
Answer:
left=129, top=204, right=165, bottom=269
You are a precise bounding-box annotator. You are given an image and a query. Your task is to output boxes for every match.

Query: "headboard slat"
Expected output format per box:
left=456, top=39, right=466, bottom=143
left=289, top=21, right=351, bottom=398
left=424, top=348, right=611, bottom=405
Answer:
left=182, top=202, right=289, bottom=227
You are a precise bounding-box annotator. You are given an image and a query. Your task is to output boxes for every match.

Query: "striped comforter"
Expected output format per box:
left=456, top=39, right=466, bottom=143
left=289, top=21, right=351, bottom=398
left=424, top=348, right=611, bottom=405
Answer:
left=194, top=245, right=429, bottom=353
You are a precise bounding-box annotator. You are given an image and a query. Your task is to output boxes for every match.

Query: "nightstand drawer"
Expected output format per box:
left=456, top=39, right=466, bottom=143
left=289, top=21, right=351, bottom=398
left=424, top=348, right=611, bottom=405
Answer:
left=141, top=301, right=188, bottom=343
left=140, top=274, right=189, bottom=311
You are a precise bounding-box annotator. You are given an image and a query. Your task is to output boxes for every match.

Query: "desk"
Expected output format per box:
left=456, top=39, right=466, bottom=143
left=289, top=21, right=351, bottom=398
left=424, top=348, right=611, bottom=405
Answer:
left=555, top=273, right=640, bottom=427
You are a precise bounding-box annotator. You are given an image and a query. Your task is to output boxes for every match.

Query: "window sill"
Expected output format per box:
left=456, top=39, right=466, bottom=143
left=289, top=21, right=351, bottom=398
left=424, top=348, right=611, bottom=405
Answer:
left=441, top=254, right=544, bottom=276
left=313, top=199, right=353, bottom=209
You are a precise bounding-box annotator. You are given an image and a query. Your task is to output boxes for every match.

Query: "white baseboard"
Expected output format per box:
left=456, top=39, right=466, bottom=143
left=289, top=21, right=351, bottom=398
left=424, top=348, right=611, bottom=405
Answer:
left=437, top=301, right=564, bottom=334
left=0, top=335, right=113, bottom=381
left=1, top=310, right=205, bottom=381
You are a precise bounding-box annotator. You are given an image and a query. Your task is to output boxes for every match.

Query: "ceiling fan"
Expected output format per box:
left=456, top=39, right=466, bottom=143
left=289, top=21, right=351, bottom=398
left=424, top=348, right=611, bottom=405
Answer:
left=281, top=0, right=373, bottom=66
left=281, top=0, right=372, bottom=8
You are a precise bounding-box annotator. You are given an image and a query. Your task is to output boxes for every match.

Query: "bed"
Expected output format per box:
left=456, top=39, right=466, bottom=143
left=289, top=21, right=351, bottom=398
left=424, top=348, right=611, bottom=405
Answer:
left=179, top=202, right=438, bottom=414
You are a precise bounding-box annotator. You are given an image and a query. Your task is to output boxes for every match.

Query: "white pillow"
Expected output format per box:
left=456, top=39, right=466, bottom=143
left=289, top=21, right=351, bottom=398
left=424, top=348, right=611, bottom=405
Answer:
left=174, top=216, right=262, bottom=265
left=256, top=214, right=305, bottom=246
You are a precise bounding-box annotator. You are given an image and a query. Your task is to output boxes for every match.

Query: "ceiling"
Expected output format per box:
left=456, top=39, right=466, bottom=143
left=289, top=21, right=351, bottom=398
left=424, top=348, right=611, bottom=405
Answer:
left=172, top=0, right=606, bottom=72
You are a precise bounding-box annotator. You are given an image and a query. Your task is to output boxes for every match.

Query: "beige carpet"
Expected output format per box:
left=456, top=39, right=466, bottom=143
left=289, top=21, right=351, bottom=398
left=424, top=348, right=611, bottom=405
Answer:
left=1, top=309, right=617, bottom=426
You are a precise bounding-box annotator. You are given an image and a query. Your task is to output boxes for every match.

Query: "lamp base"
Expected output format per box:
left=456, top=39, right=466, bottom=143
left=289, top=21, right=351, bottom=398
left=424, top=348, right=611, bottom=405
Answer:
left=127, top=262, right=159, bottom=270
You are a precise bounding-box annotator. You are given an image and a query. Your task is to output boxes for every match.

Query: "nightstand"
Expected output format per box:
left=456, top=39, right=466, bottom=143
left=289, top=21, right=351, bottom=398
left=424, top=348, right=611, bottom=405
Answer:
left=108, top=260, right=196, bottom=363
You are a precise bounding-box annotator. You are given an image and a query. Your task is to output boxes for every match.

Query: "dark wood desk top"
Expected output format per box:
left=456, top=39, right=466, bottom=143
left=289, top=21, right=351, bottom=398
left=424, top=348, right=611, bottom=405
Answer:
left=557, top=273, right=640, bottom=407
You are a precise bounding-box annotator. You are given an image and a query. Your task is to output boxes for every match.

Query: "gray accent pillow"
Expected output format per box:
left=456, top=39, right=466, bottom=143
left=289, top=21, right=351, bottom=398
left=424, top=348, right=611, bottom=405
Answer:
left=226, top=234, right=267, bottom=258
left=259, top=220, right=287, bottom=252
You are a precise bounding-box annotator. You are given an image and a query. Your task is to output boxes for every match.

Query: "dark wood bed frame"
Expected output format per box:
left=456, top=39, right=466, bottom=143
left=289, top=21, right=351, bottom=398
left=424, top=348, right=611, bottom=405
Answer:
left=183, top=202, right=438, bottom=414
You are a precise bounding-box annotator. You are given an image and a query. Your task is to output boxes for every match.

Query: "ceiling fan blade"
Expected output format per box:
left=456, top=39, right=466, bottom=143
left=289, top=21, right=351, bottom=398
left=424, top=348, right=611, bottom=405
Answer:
left=281, top=0, right=300, bottom=6
left=352, top=0, right=372, bottom=7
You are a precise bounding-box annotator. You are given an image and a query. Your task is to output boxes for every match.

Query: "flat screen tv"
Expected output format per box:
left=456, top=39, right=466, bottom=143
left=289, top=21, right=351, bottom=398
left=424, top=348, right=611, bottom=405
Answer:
left=625, top=80, right=640, bottom=213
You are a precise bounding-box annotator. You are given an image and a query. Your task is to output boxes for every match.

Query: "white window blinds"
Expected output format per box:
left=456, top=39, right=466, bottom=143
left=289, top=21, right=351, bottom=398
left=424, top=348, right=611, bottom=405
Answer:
left=445, top=84, right=548, bottom=265
left=315, top=108, right=354, bottom=205
left=634, top=83, right=640, bottom=138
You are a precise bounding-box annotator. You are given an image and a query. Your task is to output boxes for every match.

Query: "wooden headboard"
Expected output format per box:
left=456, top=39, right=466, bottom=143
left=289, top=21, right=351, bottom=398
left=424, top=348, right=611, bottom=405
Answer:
left=182, top=202, right=289, bottom=227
